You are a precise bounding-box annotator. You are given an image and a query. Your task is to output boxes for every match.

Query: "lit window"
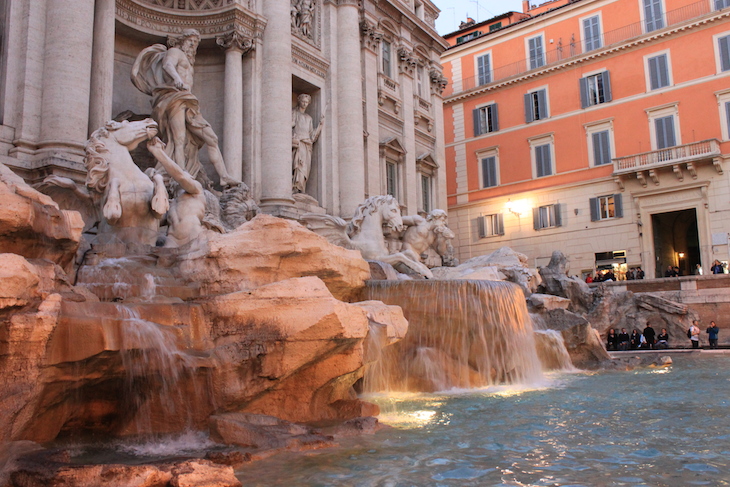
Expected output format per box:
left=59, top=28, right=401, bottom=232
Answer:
left=473, top=103, right=499, bottom=136
left=580, top=71, right=612, bottom=107
left=590, top=194, right=623, bottom=221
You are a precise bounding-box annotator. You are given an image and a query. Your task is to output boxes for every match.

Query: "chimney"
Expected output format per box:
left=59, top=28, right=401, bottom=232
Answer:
left=522, top=0, right=530, bottom=12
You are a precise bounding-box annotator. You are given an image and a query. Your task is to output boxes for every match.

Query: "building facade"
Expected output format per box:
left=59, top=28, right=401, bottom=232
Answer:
left=442, top=0, right=730, bottom=278
left=0, top=0, right=447, bottom=220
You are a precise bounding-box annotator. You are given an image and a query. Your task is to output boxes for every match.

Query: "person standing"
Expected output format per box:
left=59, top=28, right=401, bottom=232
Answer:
left=689, top=320, right=701, bottom=349
left=706, top=321, right=720, bottom=349
left=643, top=323, right=656, bottom=350
left=618, top=328, right=630, bottom=351
left=637, top=267, right=645, bottom=279
left=711, top=260, right=724, bottom=274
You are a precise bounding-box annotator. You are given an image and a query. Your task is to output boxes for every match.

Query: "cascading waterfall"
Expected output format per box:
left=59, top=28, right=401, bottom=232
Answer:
left=362, top=279, right=545, bottom=392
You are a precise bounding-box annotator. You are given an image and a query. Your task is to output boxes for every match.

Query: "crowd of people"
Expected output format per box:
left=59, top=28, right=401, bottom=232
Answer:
left=606, top=321, right=721, bottom=350
left=585, top=261, right=729, bottom=283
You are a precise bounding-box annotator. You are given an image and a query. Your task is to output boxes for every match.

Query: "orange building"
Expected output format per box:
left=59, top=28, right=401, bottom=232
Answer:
left=442, top=0, right=730, bottom=279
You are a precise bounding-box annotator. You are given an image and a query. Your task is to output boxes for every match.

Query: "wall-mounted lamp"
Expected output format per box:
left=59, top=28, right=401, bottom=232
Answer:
left=505, top=199, right=530, bottom=217
left=678, top=252, right=685, bottom=259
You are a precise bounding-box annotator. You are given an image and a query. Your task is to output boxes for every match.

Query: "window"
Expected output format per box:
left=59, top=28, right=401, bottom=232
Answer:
left=717, top=0, right=730, bottom=10
left=456, top=32, right=481, bottom=44
left=386, top=161, right=397, bottom=197
left=643, top=0, right=664, bottom=32
left=420, top=174, right=432, bottom=213
left=533, top=204, right=563, bottom=230
left=719, top=91, right=730, bottom=140
left=478, top=213, right=504, bottom=238
left=473, top=103, right=499, bottom=135
left=382, top=41, right=392, bottom=78
left=416, top=65, right=425, bottom=97
left=477, top=53, right=491, bottom=85
left=726, top=101, right=730, bottom=139
left=718, top=34, right=730, bottom=72
left=528, top=36, right=545, bottom=69
left=590, top=194, right=623, bottom=221
left=524, top=89, right=548, bottom=123
left=489, top=22, right=502, bottom=32
left=583, top=15, right=602, bottom=51
left=592, top=130, right=612, bottom=166
left=534, top=143, right=552, bottom=177
left=647, top=53, right=670, bottom=90
left=481, top=155, right=498, bottom=188
left=579, top=71, right=612, bottom=108
left=654, top=115, right=676, bottom=149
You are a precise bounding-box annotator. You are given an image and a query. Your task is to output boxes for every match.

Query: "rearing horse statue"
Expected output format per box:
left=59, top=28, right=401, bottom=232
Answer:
left=301, top=195, right=433, bottom=278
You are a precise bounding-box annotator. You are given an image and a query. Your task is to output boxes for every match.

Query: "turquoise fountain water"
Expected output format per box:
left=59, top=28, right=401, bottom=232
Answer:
left=237, top=354, right=730, bottom=485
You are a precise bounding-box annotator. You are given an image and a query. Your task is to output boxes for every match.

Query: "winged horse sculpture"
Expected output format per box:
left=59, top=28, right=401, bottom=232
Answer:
left=301, top=195, right=433, bottom=278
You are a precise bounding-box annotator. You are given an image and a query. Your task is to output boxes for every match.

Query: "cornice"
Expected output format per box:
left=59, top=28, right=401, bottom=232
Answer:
left=445, top=8, right=730, bottom=104
left=116, top=0, right=266, bottom=40
left=292, top=41, right=330, bottom=78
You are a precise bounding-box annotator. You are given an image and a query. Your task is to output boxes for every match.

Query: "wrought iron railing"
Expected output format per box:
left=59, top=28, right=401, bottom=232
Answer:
left=613, top=139, right=721, bottom=173
left=446, top=0, right=720, bottom=98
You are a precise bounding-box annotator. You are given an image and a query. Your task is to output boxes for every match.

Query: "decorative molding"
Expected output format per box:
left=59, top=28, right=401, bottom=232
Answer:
left=397, top=47, right=417, bottom=76
left=429, top=68, right=447, bottom=95
left=291, top=42, right=329, bottom=78
left=337, top=0, right=359, bottom=6
left=138, top=0, right=238, bottom=10
left=360, top=19, right=383, bottom=52
left=117, top=0, right=266, bottom=40
left=216, top=30, right=255, bottom=55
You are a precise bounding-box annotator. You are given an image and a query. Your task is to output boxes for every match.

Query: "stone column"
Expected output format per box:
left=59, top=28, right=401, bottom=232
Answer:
left=399, top=48, right=417, bottom=213
left=88, top=0, right=115, bottom=135
left=39, top=0, right=95, bottom=156
left=360, top=20, right=382, bottom=200
left=217, top=32, right=253, bottom=182
left=336, top=0, right=366, bottom=217
left=259, top=0, right=294, bottom=212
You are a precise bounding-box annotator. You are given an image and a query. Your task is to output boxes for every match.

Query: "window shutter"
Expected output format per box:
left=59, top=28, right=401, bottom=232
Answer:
left=657, top=55, right=669, bottom=88
left=473, top=108, right=482, bottom=136
left=589, top=197, right=600, bottom=221
left=655, top=116, right=672, bottom=149
left=496, top=213, right=505, bottom=235
left=535, top=145, right=544, bottom=177
left=478, top=54, right=491, bottom=85
left=477, top=216, right=486, bottom=238
left=537, top=89, right=548, bottom=119
left=491, top=104, right=499, bottom=131
left=648, top=57, right=659, bottom=90
left=720, top=35, right=730, bottom=72
left=579, top=77, right=589, bottom=108
left=614, top=193, right=623, bottom=218
left=554, top=204, right=563, bottom=227
left=524, top=94, right=534, bottom=123
left=602, top=71, right=612, bottom=102
left=725, top=102, right=730, bottom=138
left=533, top=207, right=540, bottom=230
left=593, top=130, right=611, bottom=166
left=488, top=157, right=497, bottom=187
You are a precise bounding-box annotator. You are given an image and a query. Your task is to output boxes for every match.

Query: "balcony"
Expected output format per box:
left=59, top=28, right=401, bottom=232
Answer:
left=446, top=0, right=722, bottom=98
left=612, top=139, right=722, bottom=188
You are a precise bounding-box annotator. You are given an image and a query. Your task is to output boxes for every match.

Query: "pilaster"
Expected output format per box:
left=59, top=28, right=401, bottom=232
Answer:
left=88, top=0, right=115, bottom=135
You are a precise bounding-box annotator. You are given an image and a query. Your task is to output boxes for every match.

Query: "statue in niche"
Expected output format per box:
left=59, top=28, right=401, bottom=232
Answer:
left=292, top=93, right=324, bottom=194
left=131, top=28, right=241, bottom=188
left=291, top=0, right=315, bottom=38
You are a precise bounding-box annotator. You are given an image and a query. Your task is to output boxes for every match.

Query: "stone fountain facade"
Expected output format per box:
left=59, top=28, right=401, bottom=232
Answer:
left=0, top=0, right=448, bottom=220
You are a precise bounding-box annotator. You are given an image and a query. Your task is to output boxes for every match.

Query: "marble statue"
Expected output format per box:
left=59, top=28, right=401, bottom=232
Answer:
left=59, top=119, right=169, bottom=246
left=131, top=28, right=241, bottom=188
left=146, top=136, right=207, bottom=247
left=401, top=209, right=458, bottom=267
left=301, top=195, right=433, bottom=278
left=220, top=183, right=260, bottom=230
left=292, top=94, right=324, bottom=194
left=292, top=0, right=315, bottom=38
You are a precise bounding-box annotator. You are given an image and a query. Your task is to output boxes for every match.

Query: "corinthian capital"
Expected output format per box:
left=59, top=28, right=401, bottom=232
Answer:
left=216, top=31, right=255, bottom=55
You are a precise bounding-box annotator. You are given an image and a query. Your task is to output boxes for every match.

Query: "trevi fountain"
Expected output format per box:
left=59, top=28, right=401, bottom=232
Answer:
left=0, top=9, right=728, bottom=487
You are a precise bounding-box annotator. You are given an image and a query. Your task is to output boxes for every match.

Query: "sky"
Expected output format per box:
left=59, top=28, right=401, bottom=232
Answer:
left=432, top=0, right=524, bottom=35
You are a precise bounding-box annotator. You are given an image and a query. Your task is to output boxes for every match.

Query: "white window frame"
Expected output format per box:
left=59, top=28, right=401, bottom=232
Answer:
left=597, top=195, right=617, bottom=220
left=474, top=100, right=499, bottom=135
left=585, top=119, right=616, bottom=167
left=420, top=173, right=432, bottom=213
left=580, top=12, right=604, bottom=51
left=715, top=89, right=730, bottom=140
left=646, top=103, right=681, bottom=150
left=478, top=213, right=505, bottom=238
left=477, top=147, right=499, bottom=189
left=474, top=50, right=493, bottom=86
left=535, top=204, right=561, bottom=229
left=640, top=0, right=666, bottom=33
left=529, top=133, right=555, bottom=179
left=644, top=50, right=673, bottom=92
left=525, top=33, right=546, bottom=70
left=525, top=85, right=550, bottom=123
left=712, top=30, right=730, bottom=73
left=382, top=40, right=393, bottom=78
